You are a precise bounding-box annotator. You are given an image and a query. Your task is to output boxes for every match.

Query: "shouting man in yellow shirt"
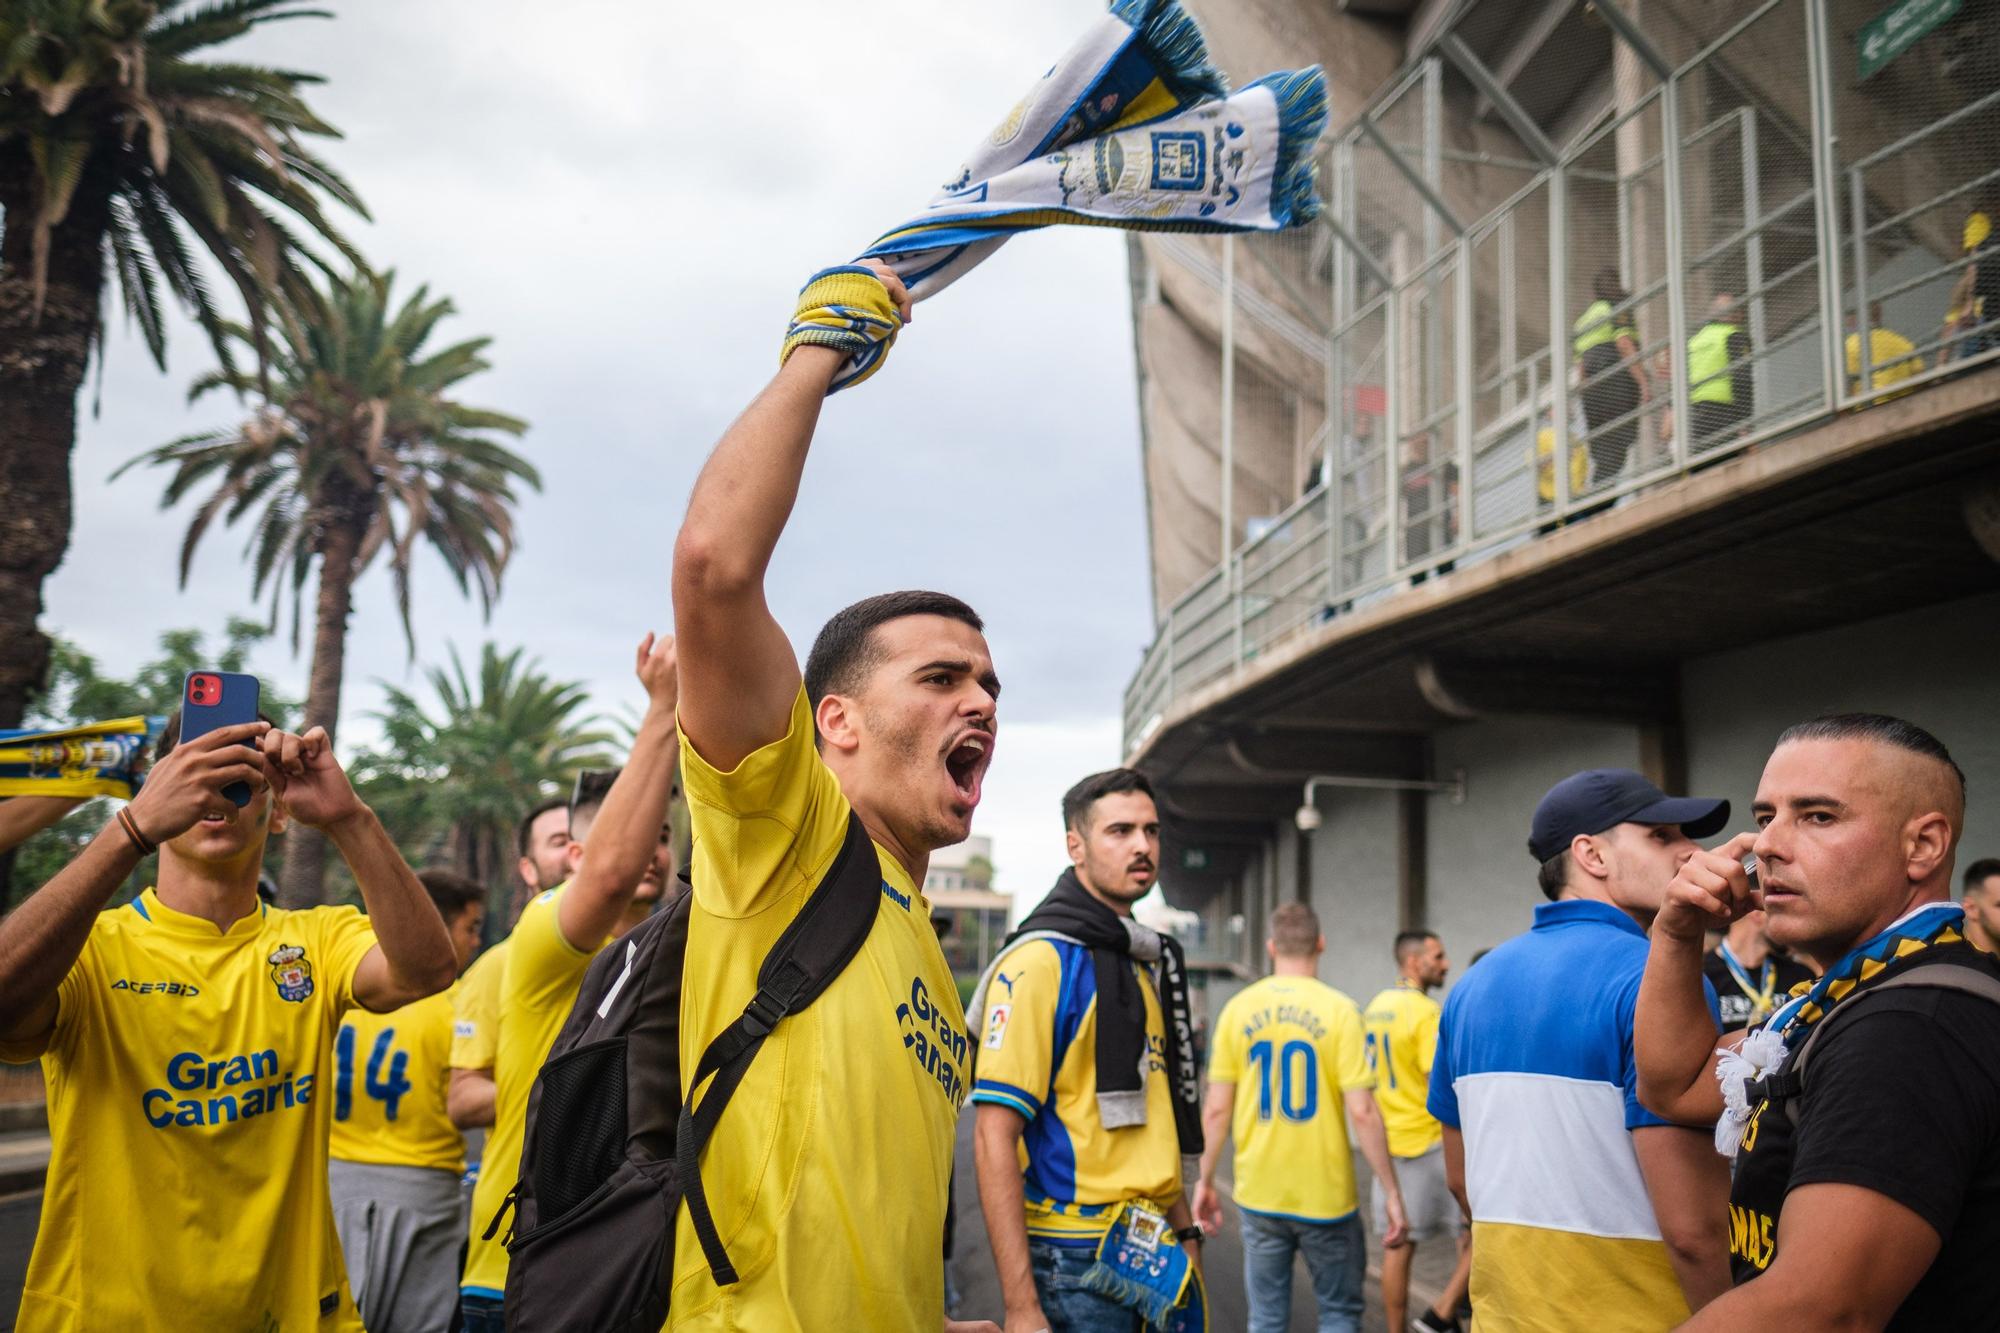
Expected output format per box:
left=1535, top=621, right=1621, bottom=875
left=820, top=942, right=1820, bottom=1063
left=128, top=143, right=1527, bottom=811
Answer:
left=1363, top=931, right=1473, bottom=1333
left=0, top=713, right=457, bottom=1331
left=669, top=259, right=1000, bottom=1332
left=329, top=868, right=487, bottom=1333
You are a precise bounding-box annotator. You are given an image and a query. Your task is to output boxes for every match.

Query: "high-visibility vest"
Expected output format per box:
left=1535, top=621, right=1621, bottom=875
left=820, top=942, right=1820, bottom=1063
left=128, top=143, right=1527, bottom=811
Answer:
left=1688, top=321, right=1739, bottom=405
left=1573, top=300, right=1634, bottom=358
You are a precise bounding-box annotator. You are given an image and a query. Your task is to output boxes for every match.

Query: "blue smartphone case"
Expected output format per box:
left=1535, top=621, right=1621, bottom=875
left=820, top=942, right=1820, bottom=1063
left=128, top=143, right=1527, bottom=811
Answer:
left=179, top=670, right=261, bottom=806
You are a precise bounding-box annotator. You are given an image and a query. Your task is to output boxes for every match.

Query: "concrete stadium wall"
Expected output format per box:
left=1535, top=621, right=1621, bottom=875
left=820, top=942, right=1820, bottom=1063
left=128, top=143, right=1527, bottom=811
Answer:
left=1683, top=589, right=2000, bottom=868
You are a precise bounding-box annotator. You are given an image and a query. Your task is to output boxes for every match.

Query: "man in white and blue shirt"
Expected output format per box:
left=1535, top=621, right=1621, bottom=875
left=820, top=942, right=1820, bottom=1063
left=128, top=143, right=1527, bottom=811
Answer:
left=1431, top=769, right=1733, bottom=1331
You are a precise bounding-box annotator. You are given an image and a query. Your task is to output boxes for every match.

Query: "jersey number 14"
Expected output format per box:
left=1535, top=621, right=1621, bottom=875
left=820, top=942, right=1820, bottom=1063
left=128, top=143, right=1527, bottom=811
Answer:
left=1246, top=1039, right=1318, bottom=1122
left=333, top=1026, right=413, bottom=1122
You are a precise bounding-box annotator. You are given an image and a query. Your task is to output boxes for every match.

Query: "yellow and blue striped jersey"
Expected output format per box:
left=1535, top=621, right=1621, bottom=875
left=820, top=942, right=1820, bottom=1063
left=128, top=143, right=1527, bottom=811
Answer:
left=972, top=937, right=1182, bottom=1243
left=1361, top=982, right=1443, bottom=1159
left=1210, top=976, right=1374, bottom=1223
left=329, top=982, right=464, bottom=1173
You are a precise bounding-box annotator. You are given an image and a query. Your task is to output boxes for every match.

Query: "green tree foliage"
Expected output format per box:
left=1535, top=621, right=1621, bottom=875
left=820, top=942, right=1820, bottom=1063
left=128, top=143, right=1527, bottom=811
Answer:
left=119, top=267, right=538, bottom=903
left=0, top=0, right=362, bottom=729
left=348, top=644, right=611, bottom=924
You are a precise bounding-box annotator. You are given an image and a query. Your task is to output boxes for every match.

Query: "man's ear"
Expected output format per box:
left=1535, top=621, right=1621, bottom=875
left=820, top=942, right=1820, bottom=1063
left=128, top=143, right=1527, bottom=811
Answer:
left=1065, top=825, right=1085, bottom=868
left=1906, top=811, right=1953, bottom=883
left=563, top=837, right=586, bottom=876
left=815, top=694, right=860, bottom=756
left=517, top=857, right=539, bottom=891
left=1570, top=831, right=1610, bottom=881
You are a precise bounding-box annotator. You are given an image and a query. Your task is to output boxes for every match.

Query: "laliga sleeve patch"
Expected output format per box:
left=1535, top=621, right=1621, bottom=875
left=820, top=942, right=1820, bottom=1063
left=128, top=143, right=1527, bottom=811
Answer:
left=984, top=1003, right=1012, bottom=1050
left=453, top=1020, right=476, bottom=1040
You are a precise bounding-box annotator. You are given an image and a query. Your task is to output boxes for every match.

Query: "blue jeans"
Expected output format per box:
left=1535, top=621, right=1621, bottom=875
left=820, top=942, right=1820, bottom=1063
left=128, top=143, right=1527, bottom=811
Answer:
left=459, top=1292, right=504, bottom=1333
left=1240, top=1209, right=1365, bottom=1333
left=1028, top=1240, right=1145, bottom=1333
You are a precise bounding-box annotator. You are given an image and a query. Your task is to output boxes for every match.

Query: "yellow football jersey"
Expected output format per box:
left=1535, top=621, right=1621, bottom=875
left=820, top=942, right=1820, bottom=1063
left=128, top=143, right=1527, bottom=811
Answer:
left=1362, top=982, right=1444, bottom=1159
left=451, top=940, right=508, bottom=1072
left=329, top=982, right=464, bottom=1172
left=460, top=886, right=597, bottom=1300
left=668, top=689, right=968, bottom=1332
left=0, top=887, right=377, bottom=1331
left=1209, top=975, right=1374, bottom=1222
left=971, top=938, right=1182, bottom=1243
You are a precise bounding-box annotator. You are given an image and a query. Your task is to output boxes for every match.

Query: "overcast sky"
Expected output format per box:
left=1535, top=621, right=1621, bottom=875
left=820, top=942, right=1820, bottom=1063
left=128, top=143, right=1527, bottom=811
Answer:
left=47, top=0, right=1160, bottom=905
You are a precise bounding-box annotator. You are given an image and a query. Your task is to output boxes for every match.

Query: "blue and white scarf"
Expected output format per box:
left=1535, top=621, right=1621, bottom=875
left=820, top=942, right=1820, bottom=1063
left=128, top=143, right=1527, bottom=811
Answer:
left=1714, top=900, right=1966, bottom=1156
left=803, top=0, right=1327, bottom=392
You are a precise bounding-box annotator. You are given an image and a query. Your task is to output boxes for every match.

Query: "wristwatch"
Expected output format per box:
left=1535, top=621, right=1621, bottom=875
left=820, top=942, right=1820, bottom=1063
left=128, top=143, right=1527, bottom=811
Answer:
left=1174, top=1225, right=1204, bottom=1244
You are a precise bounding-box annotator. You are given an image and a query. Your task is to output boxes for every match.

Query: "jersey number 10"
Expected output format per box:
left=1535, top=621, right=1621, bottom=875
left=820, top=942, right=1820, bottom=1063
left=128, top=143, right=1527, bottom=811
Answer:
left=1246, top=1039, right=1318, bottom=1122
left=334, top=1026, right=413, bottom=1122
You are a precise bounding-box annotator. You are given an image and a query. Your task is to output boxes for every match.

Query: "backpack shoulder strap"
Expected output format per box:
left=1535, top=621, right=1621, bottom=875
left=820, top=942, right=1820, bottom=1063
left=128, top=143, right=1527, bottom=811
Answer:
left=1776, top=962, right=2000, bottom=1125
left=675, top=810, right=883, bottom=1285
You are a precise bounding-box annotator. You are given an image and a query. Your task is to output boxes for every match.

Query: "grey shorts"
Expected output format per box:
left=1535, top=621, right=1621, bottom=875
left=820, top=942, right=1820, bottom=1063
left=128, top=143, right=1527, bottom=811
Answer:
left=330, top=1158, right=464, bottom=1333
left=1372, top=1144, right=1465, bottom=1244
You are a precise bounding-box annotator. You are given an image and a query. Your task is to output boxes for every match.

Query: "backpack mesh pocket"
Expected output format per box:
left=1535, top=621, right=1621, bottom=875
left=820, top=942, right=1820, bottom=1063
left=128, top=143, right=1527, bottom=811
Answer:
left=532, top=1038, right=628, bottom=1221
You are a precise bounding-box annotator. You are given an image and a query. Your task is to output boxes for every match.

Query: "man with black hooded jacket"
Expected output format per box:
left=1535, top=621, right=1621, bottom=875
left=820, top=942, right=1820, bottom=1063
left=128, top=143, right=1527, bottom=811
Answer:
left=971, top=769, right=1203, bottom=1333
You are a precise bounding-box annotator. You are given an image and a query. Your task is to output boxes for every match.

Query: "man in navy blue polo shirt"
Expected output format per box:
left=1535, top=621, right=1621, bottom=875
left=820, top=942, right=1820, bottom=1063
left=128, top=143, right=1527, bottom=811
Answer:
left=1430, top=769, right=1734, bottom=1331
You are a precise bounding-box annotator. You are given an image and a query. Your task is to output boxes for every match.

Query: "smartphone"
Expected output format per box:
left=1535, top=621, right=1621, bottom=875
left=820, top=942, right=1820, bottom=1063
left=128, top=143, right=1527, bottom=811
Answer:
left=181, top=671, right=261, bottom=806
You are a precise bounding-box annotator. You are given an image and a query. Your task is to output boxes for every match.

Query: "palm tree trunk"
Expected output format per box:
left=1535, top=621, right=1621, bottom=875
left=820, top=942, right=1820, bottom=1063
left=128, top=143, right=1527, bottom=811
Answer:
left=278, top=519, right=362, bottom=906
left=0, top=154, right=107, bottom=729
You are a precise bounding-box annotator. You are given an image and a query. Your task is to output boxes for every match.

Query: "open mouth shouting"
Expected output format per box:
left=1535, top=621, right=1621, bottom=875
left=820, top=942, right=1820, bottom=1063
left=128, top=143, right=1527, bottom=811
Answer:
left=943, top=730, right=994, bottom=811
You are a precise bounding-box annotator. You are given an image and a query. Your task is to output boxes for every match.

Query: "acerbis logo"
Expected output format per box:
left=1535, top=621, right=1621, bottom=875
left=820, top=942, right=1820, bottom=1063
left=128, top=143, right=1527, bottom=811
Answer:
left=111, top=979, right=201, bottom=998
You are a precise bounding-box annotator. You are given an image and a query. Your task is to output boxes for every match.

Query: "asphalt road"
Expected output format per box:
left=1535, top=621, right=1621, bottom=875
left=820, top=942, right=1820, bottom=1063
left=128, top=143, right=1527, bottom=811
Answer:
left=0, top=1120, right=1457, bottom=1331
left=0, top=1191, right=36, bottom=1330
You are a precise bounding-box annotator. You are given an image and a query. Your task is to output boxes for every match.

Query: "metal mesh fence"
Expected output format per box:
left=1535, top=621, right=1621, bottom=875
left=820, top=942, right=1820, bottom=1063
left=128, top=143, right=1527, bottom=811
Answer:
left=1826, top=0, right=2000, bottom=402
left=1122, top=1, right=2000, bottom=746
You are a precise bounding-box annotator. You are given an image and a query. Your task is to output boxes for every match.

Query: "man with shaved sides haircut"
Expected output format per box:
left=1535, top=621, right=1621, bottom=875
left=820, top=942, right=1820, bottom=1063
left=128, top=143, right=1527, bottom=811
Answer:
left=1960, top=857, right=2000, bottom=953
left=1637, top=713, right=2000, bottom=1330
left=672, top=258, right=1000, bottom=1331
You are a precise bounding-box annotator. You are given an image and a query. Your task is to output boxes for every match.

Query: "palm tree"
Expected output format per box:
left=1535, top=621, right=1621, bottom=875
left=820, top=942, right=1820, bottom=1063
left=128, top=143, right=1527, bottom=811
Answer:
left=118, top=267, right=538, bottom=903
left=0, top=0, right=362, bottom=729
left=348, top=643, right=613, bottom=921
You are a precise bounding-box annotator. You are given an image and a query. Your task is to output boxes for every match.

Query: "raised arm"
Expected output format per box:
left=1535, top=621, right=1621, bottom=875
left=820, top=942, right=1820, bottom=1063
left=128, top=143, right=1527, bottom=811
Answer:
left=263, top=726, right=456, bottom=1012
left=1637, top=831, right=1759, bottom=1124
left=0, top=724, right=271, bottom=1042
left=557, top=633, right=680, bottom=951
left=671, top=263, right=911, bottom=771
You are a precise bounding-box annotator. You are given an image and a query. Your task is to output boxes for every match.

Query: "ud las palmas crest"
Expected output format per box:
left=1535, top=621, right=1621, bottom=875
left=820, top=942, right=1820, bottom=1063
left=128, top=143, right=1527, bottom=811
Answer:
left=268, top=944, right=314, bottom=1003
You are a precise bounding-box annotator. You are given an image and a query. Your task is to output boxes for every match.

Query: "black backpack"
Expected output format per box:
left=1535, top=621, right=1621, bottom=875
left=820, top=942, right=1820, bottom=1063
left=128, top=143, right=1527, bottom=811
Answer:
left=493, top=811, right=883, bottom=1331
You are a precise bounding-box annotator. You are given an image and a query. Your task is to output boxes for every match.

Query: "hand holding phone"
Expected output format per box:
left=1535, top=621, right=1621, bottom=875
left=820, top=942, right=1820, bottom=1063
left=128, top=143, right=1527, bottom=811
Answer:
left=180, top=671, right=262, bottom=806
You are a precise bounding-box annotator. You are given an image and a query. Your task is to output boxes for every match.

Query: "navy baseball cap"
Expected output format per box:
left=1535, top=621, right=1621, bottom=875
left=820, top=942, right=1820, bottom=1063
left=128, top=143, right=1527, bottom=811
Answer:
left=1528, top=769, right=1729, bottom=862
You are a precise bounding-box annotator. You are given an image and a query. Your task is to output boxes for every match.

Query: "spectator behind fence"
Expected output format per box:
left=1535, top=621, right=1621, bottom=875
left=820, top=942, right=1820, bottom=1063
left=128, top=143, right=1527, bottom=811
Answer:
left=1431, top=768, right=1733, bottom=1328
left=0, top=714, right=457, bottom=1330
left=1845, top=303, right=1922, bottom=401
left=1573, top=269, right=1650, bottom=491
left=1962, top=857, right=2000, bottom=953
left=1636, top=714, right=2000, bottom=1329
left=329, top=868, right=487, bottom=1333
left=1688, top=292, right=1755, bottom=449
left=1942, top=206, right=1996, bottom=363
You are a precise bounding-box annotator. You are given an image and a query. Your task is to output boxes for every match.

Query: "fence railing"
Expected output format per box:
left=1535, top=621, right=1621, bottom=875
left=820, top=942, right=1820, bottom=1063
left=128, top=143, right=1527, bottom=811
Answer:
left=1124, top=0, right=1999, bottom=755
